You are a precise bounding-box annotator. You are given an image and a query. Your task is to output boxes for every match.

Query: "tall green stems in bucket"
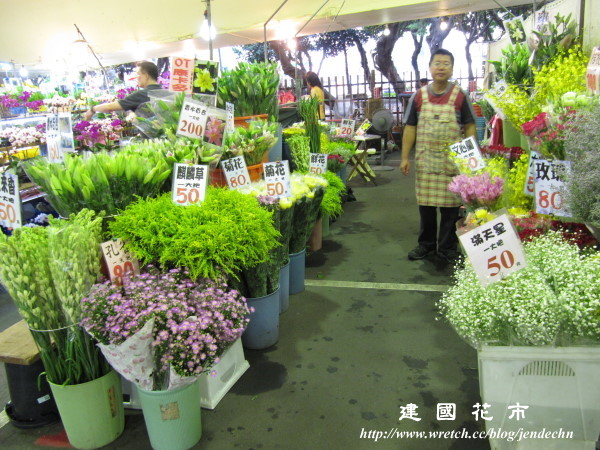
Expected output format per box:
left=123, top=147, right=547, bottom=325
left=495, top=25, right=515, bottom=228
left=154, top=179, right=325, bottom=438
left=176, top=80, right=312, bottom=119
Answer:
left=0, top=210, right=110, bottom=385
left=298, top=96, right=321, bottom=155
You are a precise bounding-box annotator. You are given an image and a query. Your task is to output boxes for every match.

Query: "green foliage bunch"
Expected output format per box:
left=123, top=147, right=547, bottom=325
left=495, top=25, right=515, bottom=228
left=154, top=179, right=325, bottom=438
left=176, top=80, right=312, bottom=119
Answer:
left=109, top=188, right=280, bottom=281
left=123, top=137, right=221, bottom=167
left=298, top=96, right=321, bottom=154
left=217, top=62, right=280, bottom=118
left=25, top=150, right=171, bottom=217
left=489, top=42, right=532, bottom=86
left=0, top=210, right=109, bottom=385
left=564, top=103, right=600, bottom=227
left=287, top=135, right=311, bottom=173
left=320, top=171, right=345, bottom=218
left=222, top=119, right=279, bottom=166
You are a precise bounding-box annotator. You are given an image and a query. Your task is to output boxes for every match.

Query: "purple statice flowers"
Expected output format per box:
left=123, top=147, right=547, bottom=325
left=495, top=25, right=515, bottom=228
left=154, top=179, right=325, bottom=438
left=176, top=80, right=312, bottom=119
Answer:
left=448, top=172, right=504, bottom=209
left=81, top=266, right=251, bottom=377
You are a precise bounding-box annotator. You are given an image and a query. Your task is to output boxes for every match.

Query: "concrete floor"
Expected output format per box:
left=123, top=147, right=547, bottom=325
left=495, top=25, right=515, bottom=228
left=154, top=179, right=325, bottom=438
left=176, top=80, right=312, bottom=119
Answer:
left=0, top=152, right=489, bottom=449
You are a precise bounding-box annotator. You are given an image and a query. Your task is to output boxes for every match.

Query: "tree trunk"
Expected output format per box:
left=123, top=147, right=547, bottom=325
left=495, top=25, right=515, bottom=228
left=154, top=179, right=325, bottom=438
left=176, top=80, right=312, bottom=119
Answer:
left=426, top=17, right=454, bottom=54
left=352, top=34, right=372, bottom=95
left=343, top=46, right=352, bottom=98
left=465, top=40, right=475, bottom=80
left=372, top=23, right=409, bottom=93
left=411, top=33, right=425, bottom=85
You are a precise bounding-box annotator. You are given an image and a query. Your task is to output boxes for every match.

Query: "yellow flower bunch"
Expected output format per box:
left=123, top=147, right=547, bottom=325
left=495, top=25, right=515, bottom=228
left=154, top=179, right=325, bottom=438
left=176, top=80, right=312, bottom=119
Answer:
left=532, top=45, right=589, bottom=106
left=490, top=85, right=541, bottom=129
left=499, top=153, right=533, bottom=210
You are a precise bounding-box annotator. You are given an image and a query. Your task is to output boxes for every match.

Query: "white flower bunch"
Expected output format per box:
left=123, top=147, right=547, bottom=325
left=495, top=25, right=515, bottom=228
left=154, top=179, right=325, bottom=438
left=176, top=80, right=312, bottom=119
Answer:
left=438, top=231, right=600, bottom=348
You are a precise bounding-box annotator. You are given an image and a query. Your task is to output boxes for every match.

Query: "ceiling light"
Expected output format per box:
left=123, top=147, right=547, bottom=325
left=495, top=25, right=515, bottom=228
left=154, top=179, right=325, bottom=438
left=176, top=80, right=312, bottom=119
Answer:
left=19, top=65, right=28, bottom=77
left=200, top=10, right=217, bottom=40
left=287, top=38, right=297, bottom=52
left=383, top=25, right=390, bottom=36
left=440, top=18, right=448, bottom=31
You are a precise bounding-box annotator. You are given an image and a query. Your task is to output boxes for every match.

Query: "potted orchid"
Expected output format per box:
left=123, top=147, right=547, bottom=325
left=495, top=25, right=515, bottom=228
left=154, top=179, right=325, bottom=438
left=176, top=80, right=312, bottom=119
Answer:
left=73, top=117, right=124, bottom=152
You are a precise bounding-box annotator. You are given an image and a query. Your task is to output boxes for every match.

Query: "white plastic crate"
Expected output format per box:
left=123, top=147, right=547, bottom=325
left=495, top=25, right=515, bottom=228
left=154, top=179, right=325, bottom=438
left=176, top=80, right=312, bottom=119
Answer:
left=198, top=338, right=249, bottom=409
left=478, top=346, right=600, bottom=449
left=121, top=338, right=249, bottom=410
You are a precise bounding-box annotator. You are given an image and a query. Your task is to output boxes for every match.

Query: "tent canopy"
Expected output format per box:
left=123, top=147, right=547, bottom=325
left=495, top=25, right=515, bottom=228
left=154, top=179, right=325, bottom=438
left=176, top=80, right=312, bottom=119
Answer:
left=1, top=0, right=528, bottom=68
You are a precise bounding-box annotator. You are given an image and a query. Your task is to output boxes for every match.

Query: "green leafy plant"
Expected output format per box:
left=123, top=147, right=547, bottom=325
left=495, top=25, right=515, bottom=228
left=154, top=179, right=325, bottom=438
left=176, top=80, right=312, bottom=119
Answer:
left=221, top=119, right=278, bottom=166
left=217, top=62, right=280, bottom=118
left=287, top=135, right=310, bottom=173
left=298, top=96, right=321, bottom=154
left=320, top=172, right=345, bottom=218
left=489, top=42, right=532, bottom=86
left=25, top=150, right=172, bottom=217
left=0, top=210, right=110, bottom=385
left=108, top=188, right=279, bottom=281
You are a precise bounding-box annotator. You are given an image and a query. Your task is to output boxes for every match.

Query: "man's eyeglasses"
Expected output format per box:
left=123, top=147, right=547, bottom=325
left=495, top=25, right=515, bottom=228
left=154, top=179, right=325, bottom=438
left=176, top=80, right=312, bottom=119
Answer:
left=431, top=62, right=452, bottom=68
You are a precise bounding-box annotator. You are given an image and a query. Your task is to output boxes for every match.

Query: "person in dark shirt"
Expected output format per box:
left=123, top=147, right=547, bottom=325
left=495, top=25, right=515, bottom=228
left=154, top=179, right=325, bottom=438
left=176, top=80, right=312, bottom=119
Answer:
left=400, top=49, right=476, bottom=264
left=84, top=61, right=162, bottom=120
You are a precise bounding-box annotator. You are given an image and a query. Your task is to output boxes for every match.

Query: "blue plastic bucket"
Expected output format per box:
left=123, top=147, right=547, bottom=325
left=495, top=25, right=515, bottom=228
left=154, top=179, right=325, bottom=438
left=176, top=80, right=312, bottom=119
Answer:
left=279, top=262, right=290, bottom=313
left=242, top=287, right=280, bottom=350
left=289, top=249, right=306, bottom=294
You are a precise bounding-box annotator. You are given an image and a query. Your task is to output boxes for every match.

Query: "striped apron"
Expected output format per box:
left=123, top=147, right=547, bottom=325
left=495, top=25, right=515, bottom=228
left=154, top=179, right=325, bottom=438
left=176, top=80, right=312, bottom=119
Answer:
left=415, top=85, right=462, bottom=207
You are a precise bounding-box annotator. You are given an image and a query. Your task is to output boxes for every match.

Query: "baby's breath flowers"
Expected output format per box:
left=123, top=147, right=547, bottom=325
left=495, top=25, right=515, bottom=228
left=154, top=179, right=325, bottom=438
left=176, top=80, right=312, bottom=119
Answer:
left=438, top=231, right=600, bottom=348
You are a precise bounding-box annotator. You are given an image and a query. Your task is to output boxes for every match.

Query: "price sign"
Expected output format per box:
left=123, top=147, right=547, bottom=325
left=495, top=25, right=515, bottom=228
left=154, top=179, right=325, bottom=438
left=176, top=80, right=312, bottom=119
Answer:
left=176, top=99, right=208, bottom=139
left=169, top=57, right=194, bottom=94
left=58, top=113, right=75, bottom=154
left=450, top=136, right=485, bottom=171
left=225, top=102, right=235, bottom=134
left=459, top=213, right=526, bottom=286
left=172, top=163, right=208, bottom=205
left=46, top=114, right=63, bottom=163
left=534, top=159, right=571, bottom=217
left=523, top=150, right=542, bottom=196
left=586, top=47, right=600, bottom=94
left=309, top=153, right=327, bottom=175
left=263, top=160, right=291, bottom=198
left=221, top=156, right=251, bottom=190
left=0, top=172, right=21, bottom=229
left=355, top=119, right=371, bottom=136
left=101, top=239, right=140, bottom=286
left=338, top=119, right=355, bottom=138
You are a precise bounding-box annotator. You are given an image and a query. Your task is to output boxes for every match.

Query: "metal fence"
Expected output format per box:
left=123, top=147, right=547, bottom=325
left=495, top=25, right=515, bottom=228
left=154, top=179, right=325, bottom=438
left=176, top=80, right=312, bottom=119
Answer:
left=281, top=70, right=484, bottom=125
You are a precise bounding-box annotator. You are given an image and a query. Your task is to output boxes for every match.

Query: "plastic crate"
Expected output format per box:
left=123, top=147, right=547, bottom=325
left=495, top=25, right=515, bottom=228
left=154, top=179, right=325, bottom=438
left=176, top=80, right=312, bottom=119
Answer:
left=478, top=346, right=600, bottom=449
left=121, top=339, right=249, bottom=411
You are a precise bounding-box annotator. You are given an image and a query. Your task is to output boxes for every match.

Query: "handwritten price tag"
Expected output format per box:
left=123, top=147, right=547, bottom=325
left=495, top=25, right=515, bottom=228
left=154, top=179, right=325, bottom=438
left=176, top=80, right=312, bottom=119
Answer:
left=338, top=119, right=355, bottom=138
left=221, top=156, right=251, bottom=190
left=0, top=173, right=21, bottom=229
left=309, top=153, right=327, bottom=175
left=225, top=102, right=235, bottom=134
left=46, top=114, right=63, bottom=163
left=172, top=163, right=208, bottom=205
left=586, top=47, right=600, bottom=94
left=450, top=136, right=485, bottom=171
left=263, top=161, right=291, bottom=198
left=458, top=214, right=526, bottom=286
left=101, top=239, right=140, bottom=286
left=176, top=99, right=208, bottom=139
left=523, top=150, right=542, bottom=197
left=534, top=159, right=571, bottom=217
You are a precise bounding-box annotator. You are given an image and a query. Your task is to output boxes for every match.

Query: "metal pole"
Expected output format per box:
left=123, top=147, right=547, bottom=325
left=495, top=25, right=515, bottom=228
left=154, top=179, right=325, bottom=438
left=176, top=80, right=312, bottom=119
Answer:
left=207, top=0, right=213, bottom=60
left=263, top=0, right=290, bottom=62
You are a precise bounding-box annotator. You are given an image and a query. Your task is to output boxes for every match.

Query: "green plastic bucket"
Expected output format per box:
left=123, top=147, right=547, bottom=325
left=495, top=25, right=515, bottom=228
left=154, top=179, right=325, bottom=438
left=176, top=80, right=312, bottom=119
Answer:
left=137, top=379, right=202, bottom=450
left=502, top=120, right=521, bottom=148
left=49, top=370, right=124, bottom=449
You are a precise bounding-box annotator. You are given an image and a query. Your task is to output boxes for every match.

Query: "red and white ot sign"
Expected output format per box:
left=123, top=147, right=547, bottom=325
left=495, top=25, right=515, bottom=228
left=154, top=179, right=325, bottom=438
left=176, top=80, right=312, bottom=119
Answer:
left=101, top=239, right=140, bottom=286
left=586, top=47, right=600, bottom=94
left=169, top=57, right=194, bottom=94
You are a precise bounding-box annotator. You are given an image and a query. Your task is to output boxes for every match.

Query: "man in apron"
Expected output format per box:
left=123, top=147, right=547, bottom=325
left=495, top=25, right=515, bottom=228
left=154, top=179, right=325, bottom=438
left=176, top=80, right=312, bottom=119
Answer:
left=400, top=49, right=476, bottom=263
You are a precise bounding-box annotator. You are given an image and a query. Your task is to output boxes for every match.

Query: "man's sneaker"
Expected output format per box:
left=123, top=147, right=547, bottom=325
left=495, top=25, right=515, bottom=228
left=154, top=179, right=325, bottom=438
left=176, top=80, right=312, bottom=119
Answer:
left=408, top=246, right=436, bottom=260
left=438, top=250, right=462, bottom=264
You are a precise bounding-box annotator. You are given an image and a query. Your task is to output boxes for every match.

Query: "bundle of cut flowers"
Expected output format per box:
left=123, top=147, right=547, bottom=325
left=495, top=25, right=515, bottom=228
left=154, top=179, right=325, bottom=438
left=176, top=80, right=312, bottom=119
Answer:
left=221, top=118, right=278, bottom=166
left=73, top=117, right=124, bottom=151
left=1, top=90, right=45, bottom=111
left=438, top=230, right=600, bottom=348
left=288, top=173, right=327, bottom=253
left=0, top=125, right=46, bottom=148
left=43, top=95, right=76, bottom=112
left=81, top=265, right=250, bottom=391
left=448, top=172, right=504, bottom=212
left=0, top=210, right=110, bottom=385
left=25, top=149, right=172, bottom=217
left=233, top=186, right=294, bottom=298
left=512, top=211, right=598, bottom=249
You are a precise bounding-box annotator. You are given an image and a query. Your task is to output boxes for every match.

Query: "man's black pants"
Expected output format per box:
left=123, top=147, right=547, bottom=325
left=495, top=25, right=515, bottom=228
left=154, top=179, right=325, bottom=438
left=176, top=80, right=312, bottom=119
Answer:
left=417, top=205, right=460, bottom=254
